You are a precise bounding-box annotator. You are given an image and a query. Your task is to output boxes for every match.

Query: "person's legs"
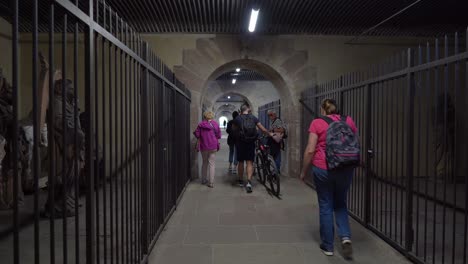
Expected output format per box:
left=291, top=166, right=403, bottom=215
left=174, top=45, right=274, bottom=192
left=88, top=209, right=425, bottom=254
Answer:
left=233, top=146, right=238, bottom=166
left=313, top=167, right=335, bottom=253
left=333, top=168, right=353, bottom=240
left=201, top=151, right=209, bottom=184
left=207, top=150, right=216, bottom=187
left=237, top=161, right=244, bottom=184
left=273, top=151, right=281, bottom=173
left=246, top=161, right=254, bottom=181
left=228, top=145, right=234, bottom=169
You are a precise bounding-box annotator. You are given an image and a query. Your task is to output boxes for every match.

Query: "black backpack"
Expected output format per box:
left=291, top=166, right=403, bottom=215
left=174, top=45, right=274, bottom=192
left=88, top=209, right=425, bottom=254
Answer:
left=321, top=115, right=360, bottom=170
left=239, top=115, right=258, bottom=142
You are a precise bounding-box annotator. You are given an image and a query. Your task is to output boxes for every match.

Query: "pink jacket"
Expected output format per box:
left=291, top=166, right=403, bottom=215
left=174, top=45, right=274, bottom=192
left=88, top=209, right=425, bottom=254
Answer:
left=194, top=120, right=221, bottom=151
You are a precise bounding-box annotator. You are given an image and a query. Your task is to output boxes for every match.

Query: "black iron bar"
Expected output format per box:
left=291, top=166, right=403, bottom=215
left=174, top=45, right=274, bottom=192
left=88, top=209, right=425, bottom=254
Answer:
left=433, top=38, right=440, bottom=264
left=415, top=45, right=422, bottom=257
left=94, top=29, right=100, bottom=264
left=378, top=80, right=383, bottom=232
left=12, top=0, right=19, bottom=262
left=85, top=0, right=97, bottom=261
left=32, top=0, right=40, bottom=262
left=119, top=18, right=124, bottom=264
left=423, top=42, right=430, bottom=263
left=124, top=24, right=130, bottom=263
left=73, top=11, right=80, bottom=264
left=113, top=15, right=120, bottom=264
left=108, top=28, right=114, bottom=264
left=405, top=48, right=415, bottom=252
left=364, top=83, right=372, bottom=226
left=451, top=31, right=459, bottom=264
left=61, top=13, right=68, bottom=264
left=441, top=35, right=449, bottom=264
left=464, top=27, right=468, bottom=264
left=102, top=7, right=108, bottom=263
left=384, top=77, right=389, bottom=236
left=48, top=4, right=56, bottom=263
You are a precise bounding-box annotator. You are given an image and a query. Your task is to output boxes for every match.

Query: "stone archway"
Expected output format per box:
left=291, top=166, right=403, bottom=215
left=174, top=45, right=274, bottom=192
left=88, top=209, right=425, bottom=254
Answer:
left=174, top=35, right=317, bottom=178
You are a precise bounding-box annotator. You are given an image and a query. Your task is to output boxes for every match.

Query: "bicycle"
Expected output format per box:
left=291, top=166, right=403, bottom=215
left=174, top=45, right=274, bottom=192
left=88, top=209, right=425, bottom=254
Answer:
left=254, top=136, right=280, bottom=196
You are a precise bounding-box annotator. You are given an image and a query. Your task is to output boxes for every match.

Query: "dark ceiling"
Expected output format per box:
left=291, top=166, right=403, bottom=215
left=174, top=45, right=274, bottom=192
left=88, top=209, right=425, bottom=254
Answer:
left=1, top=0, right=466, bottom=36
left=106, top=0, right=467, bottom=36
left=216, top=70, right=267, bottom=82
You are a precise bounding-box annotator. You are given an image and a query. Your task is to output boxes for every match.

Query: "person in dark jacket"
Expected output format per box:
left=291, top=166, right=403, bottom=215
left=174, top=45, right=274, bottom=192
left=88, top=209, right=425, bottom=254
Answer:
left=226, top=111, right=239, bottom=173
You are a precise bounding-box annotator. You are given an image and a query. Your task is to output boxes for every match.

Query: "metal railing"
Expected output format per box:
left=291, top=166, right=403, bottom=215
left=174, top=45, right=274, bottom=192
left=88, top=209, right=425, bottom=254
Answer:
left=300, top=30, right=468, bottom=264
left=0, top=0, right=191, bottom=263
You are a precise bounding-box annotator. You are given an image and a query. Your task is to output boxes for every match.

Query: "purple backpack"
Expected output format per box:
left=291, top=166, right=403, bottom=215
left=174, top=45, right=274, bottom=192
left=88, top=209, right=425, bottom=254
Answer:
left=321, top=115, right=360, bottom=170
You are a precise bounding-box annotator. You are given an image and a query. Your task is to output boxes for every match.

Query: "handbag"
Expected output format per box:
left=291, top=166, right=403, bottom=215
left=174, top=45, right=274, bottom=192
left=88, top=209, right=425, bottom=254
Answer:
left=271, top=132, right=284, bottom=144
left=208, top=121, right=220, bottom=151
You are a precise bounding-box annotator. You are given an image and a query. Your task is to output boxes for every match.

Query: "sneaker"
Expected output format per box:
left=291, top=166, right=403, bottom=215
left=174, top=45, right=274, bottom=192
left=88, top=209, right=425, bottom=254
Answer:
left=320, top=244, right=334, bottom=256
left=232, top=169, right=237, bottom=175
left=201, top=179, right=208, bottom=185
left=341, top=240, right=353, bottom=260
left=246, top=182, right=253, bottom=193
left=237, top=180, right=244, bottom=187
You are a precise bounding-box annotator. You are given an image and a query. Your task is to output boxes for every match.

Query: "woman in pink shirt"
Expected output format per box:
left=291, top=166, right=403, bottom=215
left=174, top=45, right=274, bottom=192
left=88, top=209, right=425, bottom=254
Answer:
left=300, top=99, right=358, bottom=259
left=194, top=111, right=221, bottom=188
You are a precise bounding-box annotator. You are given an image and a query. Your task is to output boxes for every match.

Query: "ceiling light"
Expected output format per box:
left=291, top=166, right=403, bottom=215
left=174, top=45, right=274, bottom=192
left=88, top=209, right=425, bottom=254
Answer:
left=248, top=9, right=259, bottom=32
left=236, top=68, right=241, bottom=72
left=227, top=96, right=231, bottom=99
left=232, top=79, right=236, bottom=84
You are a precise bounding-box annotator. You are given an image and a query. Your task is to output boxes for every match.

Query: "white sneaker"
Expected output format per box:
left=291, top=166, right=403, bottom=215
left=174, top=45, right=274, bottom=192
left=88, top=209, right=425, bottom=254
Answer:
left=342, top=240, right=353, bottom=259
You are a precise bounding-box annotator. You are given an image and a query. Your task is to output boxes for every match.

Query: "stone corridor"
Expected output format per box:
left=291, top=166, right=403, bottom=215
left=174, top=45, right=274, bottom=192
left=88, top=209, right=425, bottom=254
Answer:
left=149, top=135, right=409, bottom=264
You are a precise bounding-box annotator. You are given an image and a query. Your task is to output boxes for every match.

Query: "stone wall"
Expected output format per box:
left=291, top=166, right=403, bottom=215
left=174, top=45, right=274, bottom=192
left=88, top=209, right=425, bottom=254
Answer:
left=141, top=34, right=423, bottom=179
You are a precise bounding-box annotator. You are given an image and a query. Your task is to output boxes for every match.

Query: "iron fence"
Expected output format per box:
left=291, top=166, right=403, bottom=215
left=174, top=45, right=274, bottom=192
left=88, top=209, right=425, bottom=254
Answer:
left=0, top=0, right=191, bottom=263
left=300, top=30, right=468, bottom=264
left=258, top=100, right=281, bottom=130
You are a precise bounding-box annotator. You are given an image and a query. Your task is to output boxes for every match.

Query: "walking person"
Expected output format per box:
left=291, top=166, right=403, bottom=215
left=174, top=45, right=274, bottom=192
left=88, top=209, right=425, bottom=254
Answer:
left=300, top=99, right=360, bottom=259
left=226, top=111, right=239, bottom=174
left=194, top=111, right=221, bottom=188
left=267, top=109, right=286, bottom=173
left=234, top=104, right=273, bottom=193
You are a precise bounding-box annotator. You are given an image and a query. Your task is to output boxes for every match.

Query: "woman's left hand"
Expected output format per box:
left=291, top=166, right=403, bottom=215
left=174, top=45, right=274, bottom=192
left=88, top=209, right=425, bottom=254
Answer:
left=299, top=170, right=306, bottom=182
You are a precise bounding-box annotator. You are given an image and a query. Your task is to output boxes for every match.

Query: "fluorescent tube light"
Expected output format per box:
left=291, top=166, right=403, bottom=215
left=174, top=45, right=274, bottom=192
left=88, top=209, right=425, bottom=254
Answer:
left=248, top=9, right=259, bottom=32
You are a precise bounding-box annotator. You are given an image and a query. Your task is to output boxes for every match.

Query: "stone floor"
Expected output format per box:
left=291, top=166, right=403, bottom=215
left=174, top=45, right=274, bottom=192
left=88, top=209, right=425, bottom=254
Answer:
left=148, top=137, right=410, bottom=264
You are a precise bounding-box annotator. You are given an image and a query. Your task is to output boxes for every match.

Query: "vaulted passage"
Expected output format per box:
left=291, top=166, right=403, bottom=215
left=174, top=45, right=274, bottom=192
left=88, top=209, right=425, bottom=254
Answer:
left=0, top=1, right=467, bottom=264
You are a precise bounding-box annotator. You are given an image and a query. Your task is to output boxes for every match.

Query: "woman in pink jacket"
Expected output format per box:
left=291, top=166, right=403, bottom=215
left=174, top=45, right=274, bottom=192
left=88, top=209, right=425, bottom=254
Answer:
left=194, top=111, right=221, bottom=188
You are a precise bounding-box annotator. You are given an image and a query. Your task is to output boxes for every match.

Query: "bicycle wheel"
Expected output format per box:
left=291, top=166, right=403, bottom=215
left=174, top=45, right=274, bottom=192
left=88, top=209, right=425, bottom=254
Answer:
left=266, top=155, right=280, bottom=196
left=255, top=154, right=265, bottom=184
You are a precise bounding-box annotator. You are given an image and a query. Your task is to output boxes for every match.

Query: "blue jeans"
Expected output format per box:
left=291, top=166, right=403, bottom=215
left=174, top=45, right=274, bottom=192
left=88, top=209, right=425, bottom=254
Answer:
left=229, top=145, right=238, bottom=165
left=272, top=151, right=281, bottom=172
left=313, top=166, right=353, bottom=251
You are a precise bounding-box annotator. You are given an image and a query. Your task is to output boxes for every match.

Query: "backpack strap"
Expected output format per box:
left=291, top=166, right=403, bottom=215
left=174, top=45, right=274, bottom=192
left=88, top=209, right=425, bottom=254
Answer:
left=340, top=115, right=347, bottom=122
left=320, top=115, right=334, bottom=125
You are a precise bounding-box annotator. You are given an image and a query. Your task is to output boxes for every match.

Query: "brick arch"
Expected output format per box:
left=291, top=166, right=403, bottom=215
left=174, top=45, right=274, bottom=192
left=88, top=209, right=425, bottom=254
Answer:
left=174, top=36, right=316, bottom=178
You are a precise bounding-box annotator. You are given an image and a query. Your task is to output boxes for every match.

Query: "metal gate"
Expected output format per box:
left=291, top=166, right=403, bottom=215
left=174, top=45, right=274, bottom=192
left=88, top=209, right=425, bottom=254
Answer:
left=0, top=0, right=191, bottom=263
left=300, top=31, right=468, bottom=264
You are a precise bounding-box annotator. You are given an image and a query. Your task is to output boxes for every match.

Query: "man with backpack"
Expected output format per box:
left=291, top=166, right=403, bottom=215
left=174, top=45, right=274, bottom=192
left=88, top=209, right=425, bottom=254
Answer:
left=300, top=98, right=360, bottom=260
left=234, top=104, right=273, bottom=193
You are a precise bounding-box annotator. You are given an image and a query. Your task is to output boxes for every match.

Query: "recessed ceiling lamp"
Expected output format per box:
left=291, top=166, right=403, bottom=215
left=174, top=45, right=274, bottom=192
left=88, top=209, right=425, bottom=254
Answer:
left=248, top=9, right=260, bottom=32
left=232, top=79, right=237, bottom=84
left=236, top=68, right=241, bottom=72
left=227, top=96, right=231, bottom=99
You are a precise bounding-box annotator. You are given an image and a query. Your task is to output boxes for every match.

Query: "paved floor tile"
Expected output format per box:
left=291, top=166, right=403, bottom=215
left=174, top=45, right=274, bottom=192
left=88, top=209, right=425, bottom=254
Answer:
left=148, top=136, right=412, bottom=263
left=213, top=244, right=304, bottom=264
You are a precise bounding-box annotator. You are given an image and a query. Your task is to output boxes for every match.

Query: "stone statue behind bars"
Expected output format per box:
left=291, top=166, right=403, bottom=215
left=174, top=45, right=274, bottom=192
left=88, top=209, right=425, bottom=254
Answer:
left=40, top=53, right=85, bottom=218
